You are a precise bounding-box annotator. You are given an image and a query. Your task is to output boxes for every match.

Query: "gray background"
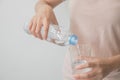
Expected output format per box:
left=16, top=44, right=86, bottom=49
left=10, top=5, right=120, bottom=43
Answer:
left=0, top=0, right=69, bottom=80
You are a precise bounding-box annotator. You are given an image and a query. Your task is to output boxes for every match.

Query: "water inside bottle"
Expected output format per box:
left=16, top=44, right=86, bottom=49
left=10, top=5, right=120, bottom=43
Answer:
left=47, top=25, right=69, bottom=46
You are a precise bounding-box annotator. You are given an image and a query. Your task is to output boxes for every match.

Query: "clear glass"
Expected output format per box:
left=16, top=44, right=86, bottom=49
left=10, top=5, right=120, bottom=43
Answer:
left=69, top=44, right=92, bottom=74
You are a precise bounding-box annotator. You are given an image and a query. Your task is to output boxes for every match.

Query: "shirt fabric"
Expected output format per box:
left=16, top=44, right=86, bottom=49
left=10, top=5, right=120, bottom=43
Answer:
left=63, top=0, right=120, bottom=80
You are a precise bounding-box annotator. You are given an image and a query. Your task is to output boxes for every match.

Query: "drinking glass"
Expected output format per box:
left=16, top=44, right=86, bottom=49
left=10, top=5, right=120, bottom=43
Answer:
left=69, top=44, right=92, bottom=74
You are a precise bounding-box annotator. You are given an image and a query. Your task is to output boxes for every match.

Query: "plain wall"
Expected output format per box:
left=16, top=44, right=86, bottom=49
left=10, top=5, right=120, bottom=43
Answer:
left=0, top=0, right=69, bottom=80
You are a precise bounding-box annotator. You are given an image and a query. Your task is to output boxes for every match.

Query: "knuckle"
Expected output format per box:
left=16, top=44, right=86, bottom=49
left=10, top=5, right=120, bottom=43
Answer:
left=43, top=17, right=50, bottom=22
left=44, top=28, right=49, bottom=31
left=31, top=29, right=35, bottom=33
left=87, top=62, right=91, bottom=67
left=36, top=19, right=40, bottom=23
left=35, top=30, right=40, bottom=34
left=38, top=16, right=43, bottom=21
left=33, top=21, right=36, bottom=25
left=35, top=31, right=39, bottom=34
left=45, top=17, right=50, bottom=21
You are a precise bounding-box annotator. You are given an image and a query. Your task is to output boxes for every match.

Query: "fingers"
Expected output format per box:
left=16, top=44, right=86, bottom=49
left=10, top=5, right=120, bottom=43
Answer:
left=43, top=18, right=50, bottom=40
left=75, top=56, right=98, bottom=69
left=73, top=57, right=103, bottom=80
left=29, top=17, right=50, bottom=40
left=28, top=11, right=58, bottom=40
left=28, top=19, right=33, bottom=33
left=75, top=61, right=95, bottom=70
left=30, top=18, right=37, bottom=37
left=29, top=16, right=42, bottom=39
left=36, top=19, right=43, bottom=39
left=73, top=68, right=98, bottom=79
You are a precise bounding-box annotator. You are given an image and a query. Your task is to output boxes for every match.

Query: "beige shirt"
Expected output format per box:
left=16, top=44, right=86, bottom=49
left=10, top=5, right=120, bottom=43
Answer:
left=63, top=0, right=120, bottom=80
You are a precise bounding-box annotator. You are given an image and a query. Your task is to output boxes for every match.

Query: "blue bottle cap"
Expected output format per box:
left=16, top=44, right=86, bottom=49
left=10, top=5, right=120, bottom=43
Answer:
left=69, top=34, right=78, bottom=45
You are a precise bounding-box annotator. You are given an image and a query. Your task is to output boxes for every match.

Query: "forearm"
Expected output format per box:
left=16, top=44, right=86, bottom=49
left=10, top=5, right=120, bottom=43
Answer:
left=43, top=0, right=64, bottom=8
left=35, top=0, right=64, bottom=12
left=109, top=55, right=120, bottom=71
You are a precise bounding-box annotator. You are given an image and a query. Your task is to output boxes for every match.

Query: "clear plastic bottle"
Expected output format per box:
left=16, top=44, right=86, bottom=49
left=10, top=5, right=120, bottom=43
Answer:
left=24, top=22, right=78, bottom=46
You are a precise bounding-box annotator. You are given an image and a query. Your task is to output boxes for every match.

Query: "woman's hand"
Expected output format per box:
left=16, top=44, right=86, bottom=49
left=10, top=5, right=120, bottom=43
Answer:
left=29, top=1, right=58, bottom=40
left=73, top=56, right=114, bottom=80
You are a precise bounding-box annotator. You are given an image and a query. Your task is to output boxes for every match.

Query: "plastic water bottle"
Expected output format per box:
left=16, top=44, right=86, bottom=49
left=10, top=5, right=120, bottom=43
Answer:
left=24, top=22, right=78, bottom=46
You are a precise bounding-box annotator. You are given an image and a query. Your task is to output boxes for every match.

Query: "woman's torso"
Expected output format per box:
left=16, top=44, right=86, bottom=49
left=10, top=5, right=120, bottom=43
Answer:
left=69, top=0, right=120, bottom=57
left=63, top=0, right=120, bottom=80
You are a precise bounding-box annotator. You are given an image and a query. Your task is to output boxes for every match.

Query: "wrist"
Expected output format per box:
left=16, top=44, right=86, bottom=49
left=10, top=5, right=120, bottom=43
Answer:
left=35, top=1, right=53, bottom=13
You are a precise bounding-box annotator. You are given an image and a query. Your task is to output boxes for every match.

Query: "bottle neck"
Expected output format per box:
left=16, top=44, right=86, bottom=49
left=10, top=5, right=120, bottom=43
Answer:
left=69, top=34, right=78, bottom=45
